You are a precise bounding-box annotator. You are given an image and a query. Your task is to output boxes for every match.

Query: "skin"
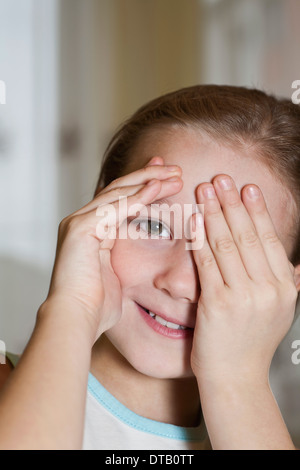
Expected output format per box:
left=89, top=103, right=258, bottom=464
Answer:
left=91, top=127, right=300, bottom=436
left=0, top=126, right=299, bottom=449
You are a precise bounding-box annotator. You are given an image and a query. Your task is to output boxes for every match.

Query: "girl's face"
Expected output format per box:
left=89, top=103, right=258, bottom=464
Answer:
left=105, top=127, right=297, bottom=379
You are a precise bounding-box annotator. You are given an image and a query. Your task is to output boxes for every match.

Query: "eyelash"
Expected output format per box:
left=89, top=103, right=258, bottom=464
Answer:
left=129, top=218, right=172, bottom=239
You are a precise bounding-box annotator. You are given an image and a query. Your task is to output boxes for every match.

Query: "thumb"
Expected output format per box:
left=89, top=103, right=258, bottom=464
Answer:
left=99, top=246, right=114, bottom=272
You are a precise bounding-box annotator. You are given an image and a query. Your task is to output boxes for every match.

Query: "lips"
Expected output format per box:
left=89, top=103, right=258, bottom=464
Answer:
left=136, top=302, right=194, bottom=339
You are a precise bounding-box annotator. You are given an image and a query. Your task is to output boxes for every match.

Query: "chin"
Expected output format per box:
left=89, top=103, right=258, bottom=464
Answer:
left=105, top=329, right=195, bottom=380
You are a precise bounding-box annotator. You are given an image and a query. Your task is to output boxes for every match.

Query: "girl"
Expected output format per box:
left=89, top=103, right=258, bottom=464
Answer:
left=0, top=85, right=299, bottom=450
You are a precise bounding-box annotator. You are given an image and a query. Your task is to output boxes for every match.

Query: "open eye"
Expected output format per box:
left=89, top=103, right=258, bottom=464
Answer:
left=136, top=218, right=172, bottom=239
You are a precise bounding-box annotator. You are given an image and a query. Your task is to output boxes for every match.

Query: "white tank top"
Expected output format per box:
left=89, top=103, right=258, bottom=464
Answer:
left=83, top=373, right=210, bottom=450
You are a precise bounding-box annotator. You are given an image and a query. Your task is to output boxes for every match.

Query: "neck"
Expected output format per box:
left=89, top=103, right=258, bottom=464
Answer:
left=90, top=335, right=201, bottom=428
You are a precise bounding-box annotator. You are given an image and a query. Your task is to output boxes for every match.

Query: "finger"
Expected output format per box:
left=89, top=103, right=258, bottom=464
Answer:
left=69, top=180, right=164, bottom=244
left=69, top=175, right=183, bottom=251
left=74, top=163, right=182, bottom=216
left=94, top=176, right=182, bottom=209
left=95, top=179, right=168, bottom=240
left=191, top=212, right=225, bottom=295
left=197, top=183, right=249, bottom=287
left=241, top=184, right=294, bottom=282
left=102, top=162, right=182, bottom=193
left=213, top=175, right=275, bottom=283
left=75, top=173, right=183, bottom=220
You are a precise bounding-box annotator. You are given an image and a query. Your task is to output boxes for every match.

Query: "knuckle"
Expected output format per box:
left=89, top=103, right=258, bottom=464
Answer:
left=238, top=230, right=259, bottom=248
left=58, top=216, right=68, bottom=229
left=112, top=186, right=127, bottom=198
left=284, top=280, right=298, bottom=303
left=140, top=166, right=150, bottom=176
left=214, top=236, right=235, bottom=254
left=107, top=177, right=122, bottom=189
left=288, top=262, right=295, bottom=275
left=260, top=280, right=280, bottom=304
left=132, top=189, right=145, bottom=204
left=261, top=279, right=298, bottom=307
left=197, top=253, right=216, bottom=269
left=205, top=207, right=221, bottom=219
left=58, top=215, right=71, bottom=233
left=227, top=197, right=242, bottom=209
left=65, top=214, right=81, bottom=231
left=240, top=289, right=253, bottom=306
left=58, top=214, right=81, bottom=239
left=112, top=176, right=122, bottom=185
left=261, top=231, right=279, bottom=246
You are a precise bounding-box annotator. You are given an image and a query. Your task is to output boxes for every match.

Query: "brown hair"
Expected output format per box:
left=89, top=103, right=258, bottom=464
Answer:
left=95, top=85, right=300, bottom=265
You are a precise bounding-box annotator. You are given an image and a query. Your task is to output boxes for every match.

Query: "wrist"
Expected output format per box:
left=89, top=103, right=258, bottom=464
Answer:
left=196, top=369, right=271, bottom=398
left=194, top=357, right=271, bottom=392
left=37, top=296, right=99, bottom=347
left=196, top=375, right=294, bottom=450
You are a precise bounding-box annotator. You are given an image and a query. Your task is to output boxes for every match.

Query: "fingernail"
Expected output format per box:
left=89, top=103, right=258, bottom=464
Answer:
left=166, top=176, right=180, bottom=182
left=203, top=185, right=216, bottom=199
left=192, top=213, right=203, bottom=233
left=196, top=213, right=203, bottom=227
left=167, top=165, right=180, bottom=172
left=247, top=185, right=260, bottom=199
left=218, top=176, right=233, bottom=190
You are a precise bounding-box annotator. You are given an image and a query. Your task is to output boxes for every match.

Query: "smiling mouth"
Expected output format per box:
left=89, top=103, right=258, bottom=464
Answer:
left=139, top=305, right=192, bottom=331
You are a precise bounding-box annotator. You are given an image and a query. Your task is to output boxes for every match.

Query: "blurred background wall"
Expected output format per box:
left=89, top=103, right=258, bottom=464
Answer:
left=0, top=0, right=299, bottom=445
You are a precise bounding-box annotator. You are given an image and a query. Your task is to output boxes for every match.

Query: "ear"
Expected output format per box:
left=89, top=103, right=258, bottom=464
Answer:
left=294, top=264, right=300, bottom=292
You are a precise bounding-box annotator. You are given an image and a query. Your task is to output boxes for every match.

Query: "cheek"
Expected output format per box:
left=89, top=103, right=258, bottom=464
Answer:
left=110, top=240, right=153, bottom=287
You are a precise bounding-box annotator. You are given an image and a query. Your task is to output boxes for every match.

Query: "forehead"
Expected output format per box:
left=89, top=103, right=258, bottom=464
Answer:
left=130, top=126, right=296, bottom=255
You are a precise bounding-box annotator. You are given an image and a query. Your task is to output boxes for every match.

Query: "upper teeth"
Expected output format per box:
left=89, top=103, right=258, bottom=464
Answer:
left=148, top=311, right=187, bottom=330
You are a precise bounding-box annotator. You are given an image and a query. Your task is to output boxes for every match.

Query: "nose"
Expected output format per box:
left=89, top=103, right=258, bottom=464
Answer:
left=153, top=242, right=200, bottom=303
